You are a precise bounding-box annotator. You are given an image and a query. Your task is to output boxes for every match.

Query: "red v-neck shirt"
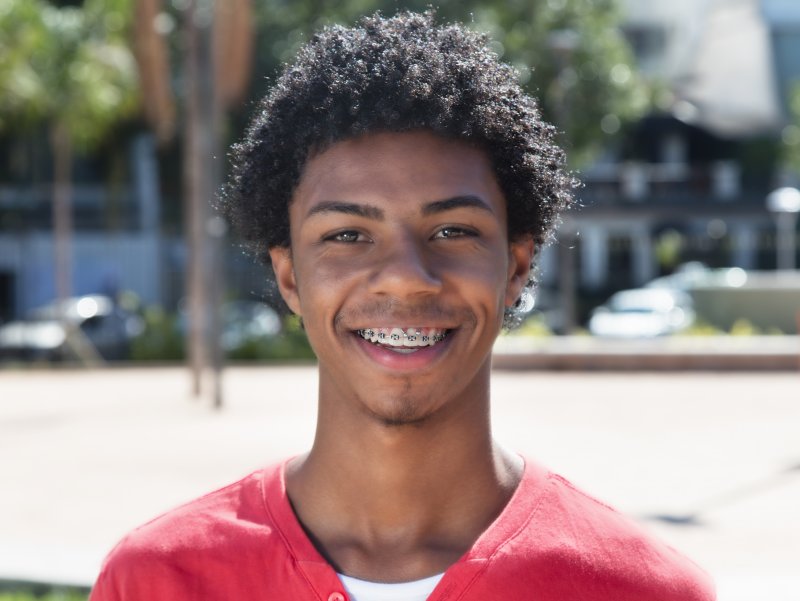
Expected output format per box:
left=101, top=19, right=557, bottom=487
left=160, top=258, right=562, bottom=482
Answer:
left=90, top=459, right=715, bottom=600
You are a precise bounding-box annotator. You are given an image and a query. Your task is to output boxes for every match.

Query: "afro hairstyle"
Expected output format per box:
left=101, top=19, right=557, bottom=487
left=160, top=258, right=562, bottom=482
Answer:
left=220, top=10, right=576, bottom=327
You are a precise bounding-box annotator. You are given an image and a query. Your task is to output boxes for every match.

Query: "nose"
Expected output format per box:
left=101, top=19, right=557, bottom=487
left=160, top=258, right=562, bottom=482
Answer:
left=368, top=234, right=442, bottom=298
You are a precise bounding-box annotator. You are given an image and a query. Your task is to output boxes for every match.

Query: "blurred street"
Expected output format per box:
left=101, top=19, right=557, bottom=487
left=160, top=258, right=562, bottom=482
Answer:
left=0, top=366, right=798, bottom=600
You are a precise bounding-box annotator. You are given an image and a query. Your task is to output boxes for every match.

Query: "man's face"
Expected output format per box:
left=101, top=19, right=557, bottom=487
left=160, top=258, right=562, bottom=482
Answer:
left=270, top=131, right=533, bottom=426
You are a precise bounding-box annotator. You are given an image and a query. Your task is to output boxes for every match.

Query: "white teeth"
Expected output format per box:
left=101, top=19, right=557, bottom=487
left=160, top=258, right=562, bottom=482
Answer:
left=356, top=327, right=448, bottom=348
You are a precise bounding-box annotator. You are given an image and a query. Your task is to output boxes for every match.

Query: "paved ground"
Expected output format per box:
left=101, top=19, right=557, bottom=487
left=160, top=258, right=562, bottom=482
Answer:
left=0, top=366, right=798, bottom=599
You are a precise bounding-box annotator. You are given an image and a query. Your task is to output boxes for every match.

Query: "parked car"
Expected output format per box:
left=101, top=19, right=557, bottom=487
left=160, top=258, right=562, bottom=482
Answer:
left=219, top=300, right=282, bottom=351
left=0, top=295, right=144, bottom=362
left=588, top=288, right=695, bottom=338
left=174, top=299, right=283, bottom=352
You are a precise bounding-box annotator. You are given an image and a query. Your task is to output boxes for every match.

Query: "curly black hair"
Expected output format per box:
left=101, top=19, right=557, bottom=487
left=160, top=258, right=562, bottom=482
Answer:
left=220, top=10, right=575, bottom=327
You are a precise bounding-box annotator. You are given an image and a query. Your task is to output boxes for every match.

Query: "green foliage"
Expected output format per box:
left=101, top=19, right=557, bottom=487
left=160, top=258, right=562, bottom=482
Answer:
left=226, top=315, right=316, bottom=362
left=654, top=229, right=684, bottom=272
left=780, top=79, right=800, bottom=177
left=129, top=305, right=186, bottom=361
left=0, top=0, right=138, bottom=147
left=729, top=318, right=760, bottom=337
left=678, top=319, right=724, bottom=337
left=729, top=319, right=783, bottom=337
left=679, top=318, right=784, bottom=337
left=130, top=309, right=316, bottom=362
left=2, top=0, right=644, bottom=164
left=242, top=0, right=648, bottom=167
left=0, top=596, right=85, bottom=601
left=0, top=590, right=87, bottom=601
left=458, top=0, right=649, bottom=165
left=502, top=313, right=553, bottom=337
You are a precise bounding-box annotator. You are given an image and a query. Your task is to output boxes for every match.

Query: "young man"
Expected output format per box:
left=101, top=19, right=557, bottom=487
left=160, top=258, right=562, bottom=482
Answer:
left=91, top=12, right=714, bottom=601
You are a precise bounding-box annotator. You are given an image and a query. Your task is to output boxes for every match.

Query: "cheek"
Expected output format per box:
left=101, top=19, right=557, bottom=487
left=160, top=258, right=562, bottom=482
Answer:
left=438, top=251, right=510, bottom=309
left=442, top=245, right=509, bottom=283
left=294, top=257, right=361, bottom=315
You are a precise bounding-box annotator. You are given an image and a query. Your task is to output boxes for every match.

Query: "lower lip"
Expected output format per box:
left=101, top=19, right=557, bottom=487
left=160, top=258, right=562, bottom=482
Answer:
left=352, top=331, right=454, bottom=371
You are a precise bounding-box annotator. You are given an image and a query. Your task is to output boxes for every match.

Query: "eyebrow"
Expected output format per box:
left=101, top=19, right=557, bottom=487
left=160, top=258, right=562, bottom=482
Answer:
left=305, top=194, right=493, bottom=220
left=421, top=195, right=494, bottom=216
left=306, top=201, right=384, bottom=220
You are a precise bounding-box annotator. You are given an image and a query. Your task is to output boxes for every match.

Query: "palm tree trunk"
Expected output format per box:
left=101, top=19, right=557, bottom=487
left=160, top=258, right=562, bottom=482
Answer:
left=214, top=0, right=254, bottom=110
left=134, top=0, right=176, bottom=143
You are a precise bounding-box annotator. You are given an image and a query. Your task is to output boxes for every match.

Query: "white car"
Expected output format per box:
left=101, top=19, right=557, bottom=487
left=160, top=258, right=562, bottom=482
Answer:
left=588, top=288, right=695, bottom=338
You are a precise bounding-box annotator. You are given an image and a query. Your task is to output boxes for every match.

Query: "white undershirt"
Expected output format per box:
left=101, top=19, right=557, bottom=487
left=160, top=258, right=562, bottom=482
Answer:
left=336, top=572, right=444, bottom=601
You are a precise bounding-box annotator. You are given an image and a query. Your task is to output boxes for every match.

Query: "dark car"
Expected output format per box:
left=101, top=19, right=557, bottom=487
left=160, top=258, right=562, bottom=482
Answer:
left=0, top=295, right=144, bottom=362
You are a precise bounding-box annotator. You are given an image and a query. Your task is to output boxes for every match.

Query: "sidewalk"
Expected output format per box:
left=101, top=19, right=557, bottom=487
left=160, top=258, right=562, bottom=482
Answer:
left=1, top=366, right=798, bottom=599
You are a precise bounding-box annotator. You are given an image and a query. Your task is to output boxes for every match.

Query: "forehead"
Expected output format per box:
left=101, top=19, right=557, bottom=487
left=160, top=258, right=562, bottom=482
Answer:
left=290, top=131, right=507, bottom=219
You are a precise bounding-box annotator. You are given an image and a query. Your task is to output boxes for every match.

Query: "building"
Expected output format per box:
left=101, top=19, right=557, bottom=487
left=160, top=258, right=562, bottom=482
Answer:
left=2, top=0, right=799, bottom=325
left=537, top=0, right=800, bottom=307
left=0, top=133, right=167, bottom=322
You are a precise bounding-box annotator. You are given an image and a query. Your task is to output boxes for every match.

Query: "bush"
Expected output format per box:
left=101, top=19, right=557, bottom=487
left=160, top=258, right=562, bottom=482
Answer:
left=227, top=315, right=316, bottom=361
left=729, top=319, right=783, bottom=336
left=501, top=314, right=553, bottom=337
left=678, top=319, right=723, bottom=337
left=129, top=307, right=317, bottom=362
left=678, top=318, right=785, bottom=337
left=0, top=589, right=87, bottom=601
left=129, top=306, right=185, bottom=361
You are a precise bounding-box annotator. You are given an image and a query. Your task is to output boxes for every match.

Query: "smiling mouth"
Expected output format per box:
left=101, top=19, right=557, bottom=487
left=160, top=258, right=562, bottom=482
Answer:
left=356, top=327, right=450, bottom=353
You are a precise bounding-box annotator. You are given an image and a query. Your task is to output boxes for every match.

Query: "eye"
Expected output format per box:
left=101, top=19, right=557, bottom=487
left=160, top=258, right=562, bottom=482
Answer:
left=433, top=226, right=478, bottom=240
left=324, top=230, right=366, bottom=243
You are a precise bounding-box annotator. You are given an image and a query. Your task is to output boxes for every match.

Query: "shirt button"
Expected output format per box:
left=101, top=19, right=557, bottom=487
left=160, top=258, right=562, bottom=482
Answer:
left=328, top=594, right=345, bottom=601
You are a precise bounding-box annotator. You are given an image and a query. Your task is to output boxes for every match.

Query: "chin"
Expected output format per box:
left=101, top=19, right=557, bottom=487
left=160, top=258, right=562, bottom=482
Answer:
left=376, top=412, right=431, bottom=429
left=360, top=389, right=441, bottom=429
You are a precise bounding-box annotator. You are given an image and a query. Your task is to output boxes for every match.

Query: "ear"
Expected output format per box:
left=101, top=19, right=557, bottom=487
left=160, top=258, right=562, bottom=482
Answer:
left=505, top=237, right=535, bottom=307
left=269, top=247, right=302, bottom=316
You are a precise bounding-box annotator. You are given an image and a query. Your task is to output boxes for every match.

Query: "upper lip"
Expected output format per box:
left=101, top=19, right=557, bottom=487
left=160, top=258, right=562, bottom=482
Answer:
left=351, top=325, right=455, bottom=331
left=352, top=324, right=452, bottom=327
left=338, top=307, right=469, bottom=332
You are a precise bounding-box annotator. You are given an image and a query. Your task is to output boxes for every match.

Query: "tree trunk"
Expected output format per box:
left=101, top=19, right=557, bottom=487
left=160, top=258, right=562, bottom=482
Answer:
left=184, top=0, right=206, bottom=397
left=183, top=0, right=223, bottom=405
left=214, top=0, right=254, bottom=110
left=51, top=122, right=73, bottom=305
left=50, top=122, right=103, bottom=365
left=135, top=0, right=176, bottom=144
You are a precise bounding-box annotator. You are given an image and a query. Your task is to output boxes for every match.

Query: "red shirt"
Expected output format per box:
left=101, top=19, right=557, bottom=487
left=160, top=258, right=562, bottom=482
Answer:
left=91, top=459, right=715, bottom=600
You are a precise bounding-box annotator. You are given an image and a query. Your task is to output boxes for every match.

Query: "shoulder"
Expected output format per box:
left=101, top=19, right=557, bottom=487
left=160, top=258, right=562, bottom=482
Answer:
left=490, top=466, right=715, bottom=600
left=91, top=464, right=289, bottom=599
left=110, top=467, right=273, bottom=555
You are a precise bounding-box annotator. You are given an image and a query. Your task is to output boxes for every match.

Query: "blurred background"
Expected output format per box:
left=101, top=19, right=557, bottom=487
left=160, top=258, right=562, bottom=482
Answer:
left=0, top=0, right=799, bottom=599
left=0, top=0, right=799, bottom=374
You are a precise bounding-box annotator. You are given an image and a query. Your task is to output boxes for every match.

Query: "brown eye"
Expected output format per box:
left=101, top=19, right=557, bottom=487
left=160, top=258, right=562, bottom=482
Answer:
left=433, top=226, right=476, bottom=239
left=325, top=230, right=364, bottom=243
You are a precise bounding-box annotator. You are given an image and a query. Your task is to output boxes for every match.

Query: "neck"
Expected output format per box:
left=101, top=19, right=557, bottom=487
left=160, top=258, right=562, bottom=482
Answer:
left=285, top=362, right=523, bottom=582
